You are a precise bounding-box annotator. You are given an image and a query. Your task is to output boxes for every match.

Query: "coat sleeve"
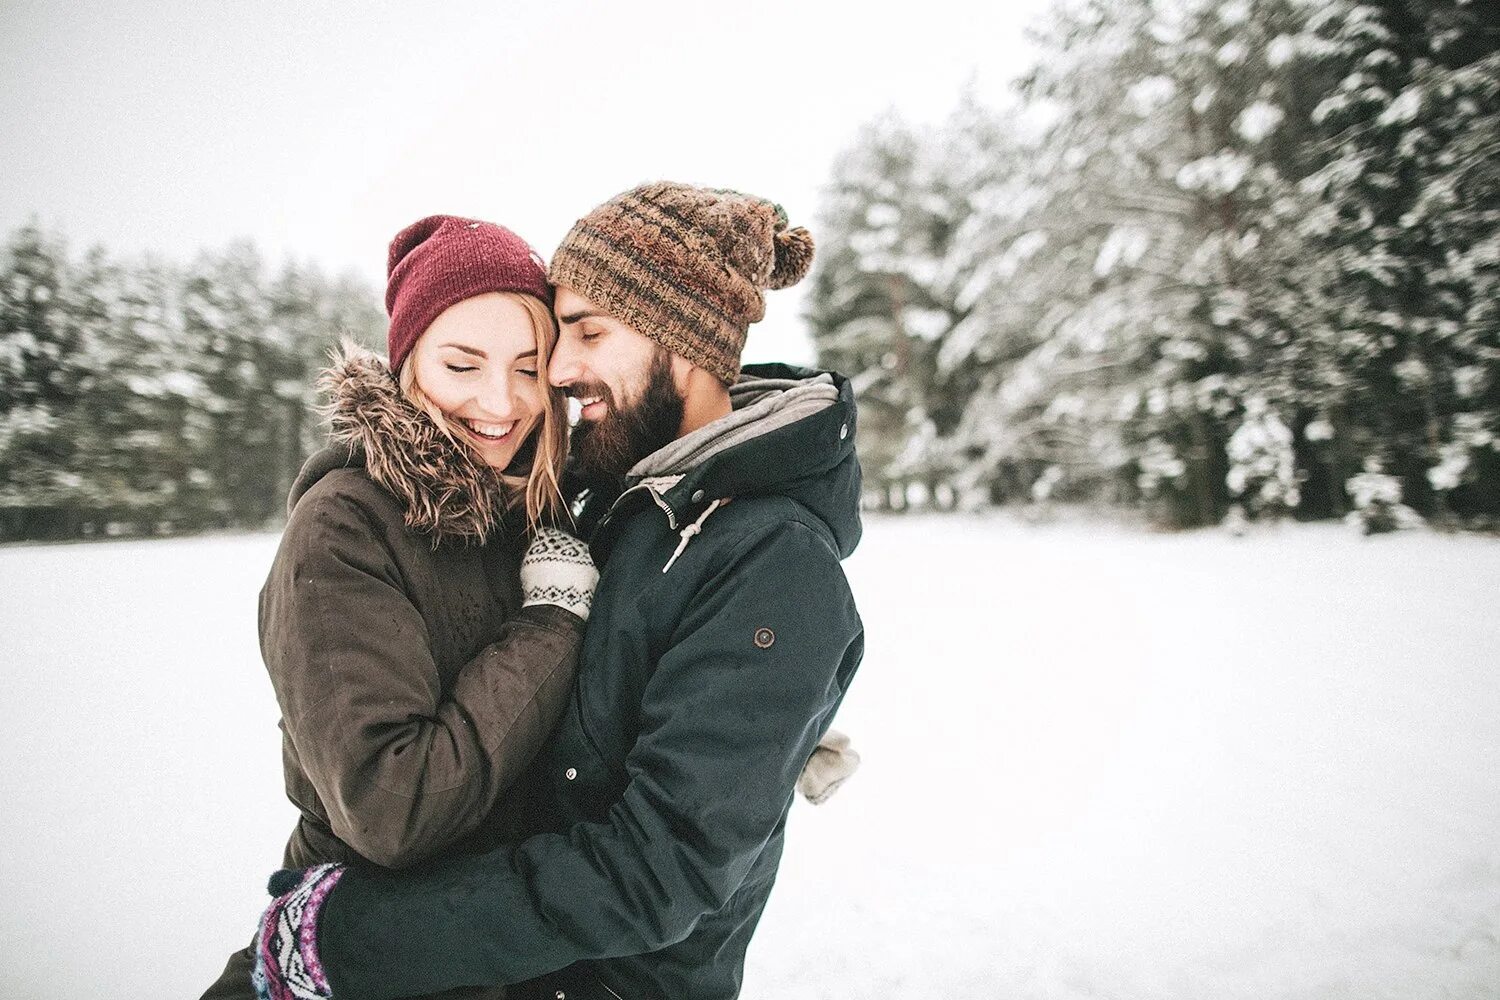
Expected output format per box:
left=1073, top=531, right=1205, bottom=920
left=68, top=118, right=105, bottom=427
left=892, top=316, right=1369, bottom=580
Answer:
left=264, top=490, right=583, bottom=870
left=312, top=519, right=864, bottom=1000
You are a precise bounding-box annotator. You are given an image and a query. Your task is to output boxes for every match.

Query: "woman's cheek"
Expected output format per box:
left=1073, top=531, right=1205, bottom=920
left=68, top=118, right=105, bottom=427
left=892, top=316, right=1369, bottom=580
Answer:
left=421, top=370, right=464, bottom=412
left=520, top=380, right=548, bottom=423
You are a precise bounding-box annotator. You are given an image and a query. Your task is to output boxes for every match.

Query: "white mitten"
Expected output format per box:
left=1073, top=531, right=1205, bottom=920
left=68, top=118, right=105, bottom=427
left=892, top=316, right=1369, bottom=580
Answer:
left=797, top=728, right=861, bottom=804
left=520, top=526, right=598, bottom=622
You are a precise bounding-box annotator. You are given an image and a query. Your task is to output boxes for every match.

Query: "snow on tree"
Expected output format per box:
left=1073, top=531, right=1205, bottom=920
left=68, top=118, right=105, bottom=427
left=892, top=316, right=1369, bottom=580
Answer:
left=0, top=224, right=96, bottom=537
left=807, top=0, right=1499, bottom=529
left=1226, top=395, right=1300, bottom=517
left=1287, top=0, right=1500, bottom=526
left=808, top=99, right=1019, bottom=508
left=0, top=226, right=384, bottom=541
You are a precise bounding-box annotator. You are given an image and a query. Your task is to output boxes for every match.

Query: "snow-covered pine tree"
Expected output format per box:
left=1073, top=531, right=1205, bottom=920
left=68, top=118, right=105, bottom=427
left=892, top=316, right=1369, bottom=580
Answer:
left=0, top=225, right=97, bottom=538
left=65, top=245, right=137, bottom=532
left=1007, top=0, right=1334, bottom=525
left=808, top=109, right=990, bottom=508
left=808, top=0, right=1496, bottom=528
left=0, top=224, right=387, bottom=541
left=92, top=254, right=206, bottom=534
left=267, top=261, right=327, bottom=513
left=266, top=261, right=385, bottom=508
left=1293, top=0, right=1499, bottom=527
left=177, top=242, right=286, bottom=529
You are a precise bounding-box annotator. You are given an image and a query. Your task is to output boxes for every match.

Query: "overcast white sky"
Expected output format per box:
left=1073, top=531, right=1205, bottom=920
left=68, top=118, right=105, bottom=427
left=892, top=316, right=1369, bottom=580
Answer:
left=1, top=0, right=1050, bottom=363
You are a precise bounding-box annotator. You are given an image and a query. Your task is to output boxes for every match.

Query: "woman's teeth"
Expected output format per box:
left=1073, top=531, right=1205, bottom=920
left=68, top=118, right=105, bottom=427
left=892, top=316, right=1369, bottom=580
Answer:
left=462, top=419, right=515, bottom=441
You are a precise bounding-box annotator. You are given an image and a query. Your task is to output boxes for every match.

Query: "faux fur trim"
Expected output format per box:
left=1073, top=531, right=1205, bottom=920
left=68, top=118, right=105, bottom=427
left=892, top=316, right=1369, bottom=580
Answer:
left=319, top=343, right=510, bottom=545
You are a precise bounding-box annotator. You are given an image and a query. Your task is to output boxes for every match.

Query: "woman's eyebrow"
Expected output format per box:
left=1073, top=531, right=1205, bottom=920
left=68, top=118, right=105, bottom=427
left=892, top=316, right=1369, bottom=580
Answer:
left=441, top=343, right=488, bottom=359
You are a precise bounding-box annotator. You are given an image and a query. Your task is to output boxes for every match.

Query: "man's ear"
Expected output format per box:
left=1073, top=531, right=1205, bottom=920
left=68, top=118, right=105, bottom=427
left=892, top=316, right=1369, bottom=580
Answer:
left=671, top=353, right=732, bottom=427
left=671, top=352, right=706, bottom=396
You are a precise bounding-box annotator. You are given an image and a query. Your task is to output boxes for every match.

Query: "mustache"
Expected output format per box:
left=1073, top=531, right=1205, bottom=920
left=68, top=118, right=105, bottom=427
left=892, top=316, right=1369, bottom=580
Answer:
left=563, top=381, right=614, bottom=404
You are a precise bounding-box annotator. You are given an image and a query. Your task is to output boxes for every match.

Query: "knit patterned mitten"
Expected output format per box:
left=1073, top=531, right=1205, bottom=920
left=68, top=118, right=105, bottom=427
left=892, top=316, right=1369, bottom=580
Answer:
left=251, top=863, right=347, bottom=1000
left=520, top=526, right=599, bottom=622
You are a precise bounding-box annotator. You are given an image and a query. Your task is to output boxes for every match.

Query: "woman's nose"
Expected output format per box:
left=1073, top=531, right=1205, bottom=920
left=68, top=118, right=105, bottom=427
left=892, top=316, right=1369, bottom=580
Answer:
left=474, top=376, right=516, bottom=420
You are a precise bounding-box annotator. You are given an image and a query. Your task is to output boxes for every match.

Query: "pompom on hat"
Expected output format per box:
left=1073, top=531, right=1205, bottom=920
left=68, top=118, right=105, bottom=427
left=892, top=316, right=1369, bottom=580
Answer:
left=384, top=215, right=552, bottom=373
left=548, top=182, right=815, bottom=385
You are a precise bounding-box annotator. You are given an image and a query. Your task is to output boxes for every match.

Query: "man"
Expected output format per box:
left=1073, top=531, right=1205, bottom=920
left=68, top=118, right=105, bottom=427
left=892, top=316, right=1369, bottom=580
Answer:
left=252, top=182, right=865, bottom=1000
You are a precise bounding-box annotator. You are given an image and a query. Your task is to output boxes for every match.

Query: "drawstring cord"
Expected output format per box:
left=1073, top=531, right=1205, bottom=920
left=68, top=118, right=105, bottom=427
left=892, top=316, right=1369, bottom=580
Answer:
left=662, top=498, right=724, bottom=573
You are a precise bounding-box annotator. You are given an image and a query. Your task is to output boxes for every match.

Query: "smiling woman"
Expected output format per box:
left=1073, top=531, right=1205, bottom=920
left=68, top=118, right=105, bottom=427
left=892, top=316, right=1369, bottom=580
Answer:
left=382, top=214, right=570, bottom=527
left=400, top=290, right=568, bottom=524
left=199, top=214, right=599, bottom=1000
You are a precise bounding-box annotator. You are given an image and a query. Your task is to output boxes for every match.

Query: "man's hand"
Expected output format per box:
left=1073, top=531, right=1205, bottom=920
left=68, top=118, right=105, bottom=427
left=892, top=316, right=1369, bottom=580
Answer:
left=797, top=728, right=861, bottom=804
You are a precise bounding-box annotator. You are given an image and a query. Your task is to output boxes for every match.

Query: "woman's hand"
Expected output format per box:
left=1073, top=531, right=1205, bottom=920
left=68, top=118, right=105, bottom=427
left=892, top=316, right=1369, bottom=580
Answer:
left=251, top=864, right=347, bottom=1000
left=519, top=526, right=599, bottom=622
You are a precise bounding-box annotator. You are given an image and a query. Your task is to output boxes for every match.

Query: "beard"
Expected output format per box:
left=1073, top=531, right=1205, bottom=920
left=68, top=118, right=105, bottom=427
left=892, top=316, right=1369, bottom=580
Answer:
left=569, top=347, right=684, bottom=485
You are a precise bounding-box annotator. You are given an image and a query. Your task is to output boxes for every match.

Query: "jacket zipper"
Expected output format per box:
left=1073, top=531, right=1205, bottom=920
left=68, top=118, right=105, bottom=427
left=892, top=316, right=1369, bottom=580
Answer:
left=645, top=485, right=678, bottom=530
left=601, top=481, right=679, bottom=532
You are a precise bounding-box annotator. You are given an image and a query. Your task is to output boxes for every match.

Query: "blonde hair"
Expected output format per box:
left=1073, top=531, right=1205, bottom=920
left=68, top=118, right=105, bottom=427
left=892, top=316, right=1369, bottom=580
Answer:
left=399, top=291, right=568, bottom=530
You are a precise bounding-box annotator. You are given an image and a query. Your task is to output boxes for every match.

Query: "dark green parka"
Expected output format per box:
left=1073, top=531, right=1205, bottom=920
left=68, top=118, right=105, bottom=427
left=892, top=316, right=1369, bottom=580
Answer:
left=309, top=363, right=866, bottom=1000
left=202, top=349, right=582, bottom=1000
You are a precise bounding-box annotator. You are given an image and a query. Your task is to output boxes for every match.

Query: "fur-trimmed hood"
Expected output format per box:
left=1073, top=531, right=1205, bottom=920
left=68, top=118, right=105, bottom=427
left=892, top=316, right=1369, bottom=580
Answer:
left=287, top=344, right=514, bottom=545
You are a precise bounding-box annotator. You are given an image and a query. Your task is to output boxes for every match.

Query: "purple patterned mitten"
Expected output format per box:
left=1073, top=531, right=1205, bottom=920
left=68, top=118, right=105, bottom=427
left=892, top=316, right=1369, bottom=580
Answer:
left=251, top=863, right=347, bottom=1000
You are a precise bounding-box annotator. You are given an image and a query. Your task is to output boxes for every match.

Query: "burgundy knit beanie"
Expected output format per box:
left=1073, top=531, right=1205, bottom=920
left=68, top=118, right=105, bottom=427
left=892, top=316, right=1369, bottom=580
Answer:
left=385, top=215, right=552, bottom=372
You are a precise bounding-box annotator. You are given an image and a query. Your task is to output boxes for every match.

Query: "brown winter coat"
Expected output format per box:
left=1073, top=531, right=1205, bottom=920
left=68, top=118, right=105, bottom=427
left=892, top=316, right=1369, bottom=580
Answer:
left=201, top=348, right=581, bottom=1000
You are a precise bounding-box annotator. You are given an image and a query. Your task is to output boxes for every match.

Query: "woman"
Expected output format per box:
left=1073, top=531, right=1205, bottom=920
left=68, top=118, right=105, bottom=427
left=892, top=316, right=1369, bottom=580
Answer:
left=201, top=215, right=598, bottom=1000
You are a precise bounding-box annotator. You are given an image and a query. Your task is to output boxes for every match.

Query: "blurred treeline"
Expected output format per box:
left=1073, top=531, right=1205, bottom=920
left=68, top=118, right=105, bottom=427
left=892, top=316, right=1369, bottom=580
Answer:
left=4, top=1, right=1497, bottom=544
left=0, top=227, right=383, bottom=541
left=810, top=0, right=1499, bottom=529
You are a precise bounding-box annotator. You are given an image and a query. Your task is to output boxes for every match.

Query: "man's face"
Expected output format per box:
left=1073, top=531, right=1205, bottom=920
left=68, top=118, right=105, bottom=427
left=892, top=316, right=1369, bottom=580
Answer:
left=550, top=286, right=685, bottom=482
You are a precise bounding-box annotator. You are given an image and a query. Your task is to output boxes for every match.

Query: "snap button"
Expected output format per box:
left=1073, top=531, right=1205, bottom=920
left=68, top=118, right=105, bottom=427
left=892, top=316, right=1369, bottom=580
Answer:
left=555, top=992, right=566, bottom=1000
left=839, top=423, right=848, bottom=440
left=565, top=767, right=578, bottom=781
left=754, top=627, right=775, bottom=649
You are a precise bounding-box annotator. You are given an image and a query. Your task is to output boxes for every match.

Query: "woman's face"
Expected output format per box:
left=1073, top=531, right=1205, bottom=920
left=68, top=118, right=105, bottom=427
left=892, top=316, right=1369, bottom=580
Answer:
left=407, top=292, right=544, bottom=470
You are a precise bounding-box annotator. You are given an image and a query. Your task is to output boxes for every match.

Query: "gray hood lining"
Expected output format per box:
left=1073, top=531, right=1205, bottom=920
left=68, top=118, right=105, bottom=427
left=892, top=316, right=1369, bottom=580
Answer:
left=627, top=373, right=839, bottom=481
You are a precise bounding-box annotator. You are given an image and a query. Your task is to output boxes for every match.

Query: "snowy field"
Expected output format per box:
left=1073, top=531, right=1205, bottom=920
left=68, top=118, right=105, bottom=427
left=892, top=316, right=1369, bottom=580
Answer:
left=2, top=516, right=1498, bottom=1000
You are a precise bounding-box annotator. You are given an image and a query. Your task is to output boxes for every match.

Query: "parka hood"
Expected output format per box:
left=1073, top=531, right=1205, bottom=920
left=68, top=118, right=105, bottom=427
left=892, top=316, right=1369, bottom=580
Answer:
left=287, top=344, right=516, bottom=546
left=588, top=363, right=862, bottom=563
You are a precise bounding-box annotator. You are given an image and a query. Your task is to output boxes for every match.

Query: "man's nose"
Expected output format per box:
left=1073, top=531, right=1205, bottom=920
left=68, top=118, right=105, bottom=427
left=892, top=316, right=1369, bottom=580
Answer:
left=549, top=338, right=582, bottom=388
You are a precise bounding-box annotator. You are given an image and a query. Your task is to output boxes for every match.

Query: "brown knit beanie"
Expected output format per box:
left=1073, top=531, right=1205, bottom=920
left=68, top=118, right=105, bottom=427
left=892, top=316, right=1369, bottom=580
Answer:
left=548, top=181, right=815, bottom=385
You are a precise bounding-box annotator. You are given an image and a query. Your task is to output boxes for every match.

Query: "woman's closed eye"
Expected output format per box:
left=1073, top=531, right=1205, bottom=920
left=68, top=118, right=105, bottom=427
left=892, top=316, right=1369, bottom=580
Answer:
left=445, top=363, right=478, bottom=373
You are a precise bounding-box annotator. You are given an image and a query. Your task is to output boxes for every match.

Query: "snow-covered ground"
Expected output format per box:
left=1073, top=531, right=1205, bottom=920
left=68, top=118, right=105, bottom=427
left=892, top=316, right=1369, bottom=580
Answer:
left=2, top=517, right=1498, bottom=999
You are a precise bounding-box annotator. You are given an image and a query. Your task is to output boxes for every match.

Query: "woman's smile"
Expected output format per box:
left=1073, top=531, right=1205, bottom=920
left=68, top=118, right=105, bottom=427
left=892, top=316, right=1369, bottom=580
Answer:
left=456, top=417, right=518, bottom=442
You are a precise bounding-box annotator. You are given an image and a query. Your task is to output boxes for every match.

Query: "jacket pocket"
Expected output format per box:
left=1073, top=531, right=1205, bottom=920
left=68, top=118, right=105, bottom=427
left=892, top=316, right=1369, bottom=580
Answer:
left=547, top=691, right=620, bottom=818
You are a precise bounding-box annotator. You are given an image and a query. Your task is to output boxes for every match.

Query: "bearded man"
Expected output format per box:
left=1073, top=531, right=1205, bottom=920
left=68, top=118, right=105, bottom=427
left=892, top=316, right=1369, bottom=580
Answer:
left=251, top=181, right=865, bottom=1000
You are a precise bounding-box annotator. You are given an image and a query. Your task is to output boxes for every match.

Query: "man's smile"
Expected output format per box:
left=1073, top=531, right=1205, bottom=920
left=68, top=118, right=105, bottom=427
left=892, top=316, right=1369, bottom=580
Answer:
left=566, top=389, right=609, bottom=422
